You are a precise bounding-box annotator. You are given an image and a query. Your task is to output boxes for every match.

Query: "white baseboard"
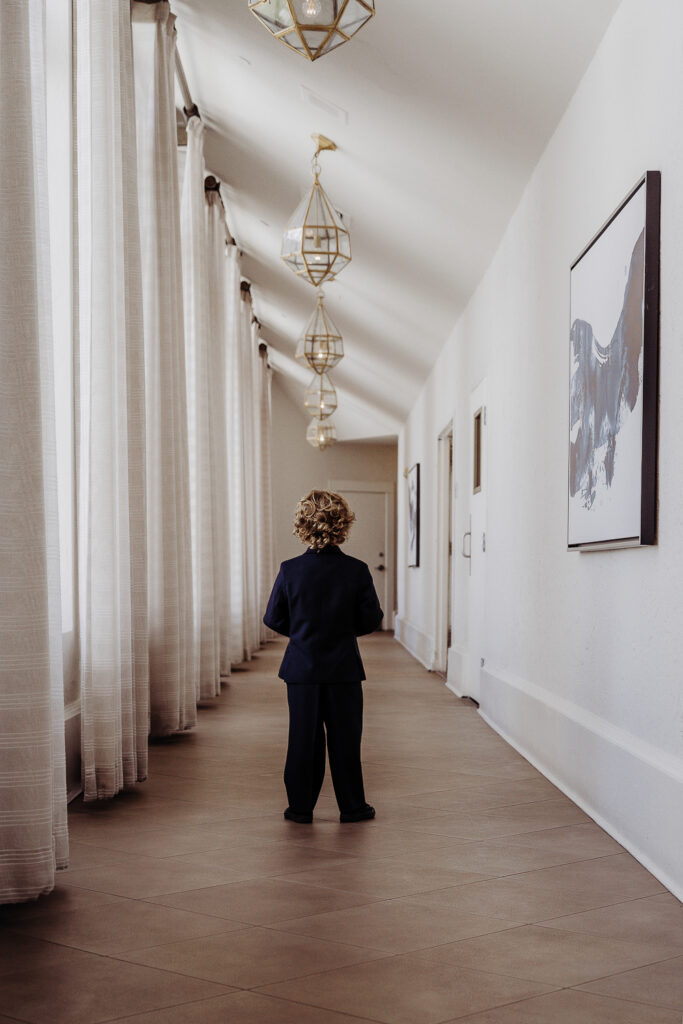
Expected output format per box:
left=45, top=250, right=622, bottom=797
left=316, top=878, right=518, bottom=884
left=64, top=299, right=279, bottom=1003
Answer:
left=480, top=663, right=683, bottom=901
left=394, top=615, right=434, bottom=670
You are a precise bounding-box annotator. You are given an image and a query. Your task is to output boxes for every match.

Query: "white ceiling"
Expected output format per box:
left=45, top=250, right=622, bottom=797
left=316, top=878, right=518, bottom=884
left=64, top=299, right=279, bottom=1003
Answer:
left=173, top=0, right=622, bottom=441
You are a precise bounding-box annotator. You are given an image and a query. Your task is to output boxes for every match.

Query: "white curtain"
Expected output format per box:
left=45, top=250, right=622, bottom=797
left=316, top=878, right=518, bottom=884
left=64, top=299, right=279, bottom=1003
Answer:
left=133, top=2, right=196, bottom=735
left=225, top=257, right=259, bottom=661
left=0, top=0, right=69, bottom=900
left=256, top=332, right=276, bottom=644
left=180, top=117, right=221, bottom=700
left=225, top=248, right=247, bottom=660
left=242, top=299, right=261, bottom=656
left=206, top=196, right=232, bottom=678
left=74, top=0, right=149, bottom=800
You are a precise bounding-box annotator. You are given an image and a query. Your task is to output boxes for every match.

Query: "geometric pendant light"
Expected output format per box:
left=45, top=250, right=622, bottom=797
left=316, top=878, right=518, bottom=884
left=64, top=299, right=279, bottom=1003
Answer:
left=295, top=291, right=344, bottom=374
left=306, top=417, right=337, bottom=450
left=282, top=136, right=351, bottom=287
left=303, top=371, right=337, bottom=419
left=249, top=1, right=375, bottom=63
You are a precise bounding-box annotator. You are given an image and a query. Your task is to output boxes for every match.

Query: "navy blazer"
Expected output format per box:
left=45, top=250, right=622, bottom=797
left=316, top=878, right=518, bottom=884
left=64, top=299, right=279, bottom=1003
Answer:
left=263, top=545, right=384, bottom=685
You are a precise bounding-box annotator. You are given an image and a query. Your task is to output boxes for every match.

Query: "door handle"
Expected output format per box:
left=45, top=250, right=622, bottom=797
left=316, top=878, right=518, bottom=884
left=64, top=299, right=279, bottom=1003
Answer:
left=374, top=564, right=386, bottom=572
left=461, top=532, right=471, bottom=559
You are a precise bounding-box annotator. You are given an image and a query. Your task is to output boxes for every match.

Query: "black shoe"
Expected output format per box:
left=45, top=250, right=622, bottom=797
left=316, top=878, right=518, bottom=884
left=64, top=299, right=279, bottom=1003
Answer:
left=340, top=804, right=375, bottom=823
left=284, top=808, right=313, bottom=824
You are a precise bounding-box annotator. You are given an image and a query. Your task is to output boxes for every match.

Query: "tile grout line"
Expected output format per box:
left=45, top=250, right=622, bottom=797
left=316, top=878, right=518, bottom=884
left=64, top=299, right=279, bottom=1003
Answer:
left=5, top=637, right=679, bottom=1023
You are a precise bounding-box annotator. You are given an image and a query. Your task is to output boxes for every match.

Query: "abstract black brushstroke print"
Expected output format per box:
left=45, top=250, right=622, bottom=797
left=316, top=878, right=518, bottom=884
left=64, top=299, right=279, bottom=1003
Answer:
left=570, top=229, right=644, bottom=509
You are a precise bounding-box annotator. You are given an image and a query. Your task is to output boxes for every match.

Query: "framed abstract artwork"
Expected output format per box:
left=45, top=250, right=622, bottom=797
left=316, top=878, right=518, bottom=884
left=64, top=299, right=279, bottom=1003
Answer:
left=568, top=171, right=660, bottom=550
left=407, top=462, right=420, bottom=567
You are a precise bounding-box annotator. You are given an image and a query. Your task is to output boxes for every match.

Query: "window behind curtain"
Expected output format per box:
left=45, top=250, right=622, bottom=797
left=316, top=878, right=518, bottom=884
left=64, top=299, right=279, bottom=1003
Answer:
left=46, top=0, right=77, bottom=706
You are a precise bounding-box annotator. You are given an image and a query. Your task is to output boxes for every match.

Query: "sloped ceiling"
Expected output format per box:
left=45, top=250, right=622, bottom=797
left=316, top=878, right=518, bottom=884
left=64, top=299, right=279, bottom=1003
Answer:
left=173, top=0, right=621, bottom=441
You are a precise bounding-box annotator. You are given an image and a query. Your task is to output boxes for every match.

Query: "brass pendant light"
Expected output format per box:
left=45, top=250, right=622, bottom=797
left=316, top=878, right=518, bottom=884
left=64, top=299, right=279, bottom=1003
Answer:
left=249, top=1, right=375, bottom=62
left=303, top=371, right=337, bottom=418
left=282, top=135, right=351, bottom=287
left=295, top=290, right=344, bottom=374
left=306, top=417, right=337, bottom=450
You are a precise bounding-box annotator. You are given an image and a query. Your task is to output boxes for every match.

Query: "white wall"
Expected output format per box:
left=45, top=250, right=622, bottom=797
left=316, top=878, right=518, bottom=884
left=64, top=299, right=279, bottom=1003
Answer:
left=397, top=0, right=683, bottom=897
left=271, top=377, right=397, bottom=574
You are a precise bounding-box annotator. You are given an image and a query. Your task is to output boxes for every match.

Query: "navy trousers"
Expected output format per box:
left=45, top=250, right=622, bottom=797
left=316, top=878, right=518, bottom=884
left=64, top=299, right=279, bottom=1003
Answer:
left=285, top=683, right=367, bottom=816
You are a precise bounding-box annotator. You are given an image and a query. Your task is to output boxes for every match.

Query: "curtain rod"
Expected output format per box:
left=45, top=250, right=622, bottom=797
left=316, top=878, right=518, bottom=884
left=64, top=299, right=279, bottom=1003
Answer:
left=134, top=1, right=195, bottom=115
left=175, top=50, right=195, bottom=116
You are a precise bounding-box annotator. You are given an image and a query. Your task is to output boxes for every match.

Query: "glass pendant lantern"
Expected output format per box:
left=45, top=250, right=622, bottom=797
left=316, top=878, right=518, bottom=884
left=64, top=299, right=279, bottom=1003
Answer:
left=282, top=154, right=351, bottom=287
left=248, top=1, right=375, bottom=62
left=306, top=417, right=337, bottom=450
left=295, top=291, right=344, bottom=374
left=304, top=371, right=337, bottom=419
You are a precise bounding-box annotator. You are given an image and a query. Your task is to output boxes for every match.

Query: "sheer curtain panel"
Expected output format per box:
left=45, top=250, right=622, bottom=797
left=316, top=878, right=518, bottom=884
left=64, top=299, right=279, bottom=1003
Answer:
left=206, top=197, right=232, bottom=679
left=0, top=0, right=69, bottom=900
left=74, top=0, right=150, bottom=800
left=224, top=264, right=268, bottom=662
left=257, top=338, right=276, bottom=644
left=225, top=252, right=250, bottom=661
left=132, top=2, right=196, bottom=735
left=242, top=299, right=261, bottom=657
left=180, top=117, right=220, bottom=700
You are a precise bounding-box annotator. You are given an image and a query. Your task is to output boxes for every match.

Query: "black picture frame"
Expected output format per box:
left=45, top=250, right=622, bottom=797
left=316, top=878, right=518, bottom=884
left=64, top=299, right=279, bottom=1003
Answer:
left=568, top=171, right=660, bottom=550
left=408, top=462, right=420, bottom=567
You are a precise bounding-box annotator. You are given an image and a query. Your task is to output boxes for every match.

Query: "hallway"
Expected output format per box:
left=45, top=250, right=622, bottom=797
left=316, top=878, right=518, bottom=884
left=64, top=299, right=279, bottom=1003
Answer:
left=0, top=635, right=681, bottom=1024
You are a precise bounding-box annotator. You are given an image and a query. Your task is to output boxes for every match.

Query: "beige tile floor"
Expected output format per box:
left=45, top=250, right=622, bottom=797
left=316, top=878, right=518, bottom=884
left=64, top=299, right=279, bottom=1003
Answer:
left=1, top=633, right=682, bottom=1024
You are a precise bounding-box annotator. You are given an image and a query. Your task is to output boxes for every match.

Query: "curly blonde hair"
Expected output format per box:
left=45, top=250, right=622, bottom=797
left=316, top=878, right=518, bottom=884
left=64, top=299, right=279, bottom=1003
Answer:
left=293, top=490, right=355, bottom=550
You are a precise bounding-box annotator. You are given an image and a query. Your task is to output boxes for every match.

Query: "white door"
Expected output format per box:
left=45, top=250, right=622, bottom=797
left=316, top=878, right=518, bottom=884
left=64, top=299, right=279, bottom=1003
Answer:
left=435, top=425, right=454, bottom=674
left=329, top=481, right=395, bottom=630
left=467, top=382, right=487, bottom=701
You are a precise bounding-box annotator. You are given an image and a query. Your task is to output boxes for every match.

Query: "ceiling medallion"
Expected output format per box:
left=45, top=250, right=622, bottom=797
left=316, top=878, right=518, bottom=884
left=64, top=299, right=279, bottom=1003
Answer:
left=249, top=0, right=375, bottom=62
left=295, top=290, right=344, bottom=374
left=306, top=417, right=337, bottom=450
left=282, top=136, right=351, bottom=287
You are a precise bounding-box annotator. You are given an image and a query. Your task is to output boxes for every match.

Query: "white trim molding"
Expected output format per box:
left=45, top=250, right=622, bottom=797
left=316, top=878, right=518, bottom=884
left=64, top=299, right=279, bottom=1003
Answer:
left=445, top=644, right=467, bottom=697
left=394, top=615, right=434, bottom=670
left=329, top=480, right=396, bottom=494
left=434, top=420, right=454, bottom=675
left=480, top=663, right=683, bottom=900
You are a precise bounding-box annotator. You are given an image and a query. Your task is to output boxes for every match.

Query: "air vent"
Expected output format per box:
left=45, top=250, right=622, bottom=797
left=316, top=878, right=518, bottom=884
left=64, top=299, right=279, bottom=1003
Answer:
left=300, top=86, right=349, bottom=124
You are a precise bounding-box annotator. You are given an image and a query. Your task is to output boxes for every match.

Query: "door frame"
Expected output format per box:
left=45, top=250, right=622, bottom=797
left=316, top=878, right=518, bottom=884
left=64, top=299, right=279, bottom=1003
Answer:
left=434, top=421, right=454, bottom=675
left=329, top=479, right=396, bottom=630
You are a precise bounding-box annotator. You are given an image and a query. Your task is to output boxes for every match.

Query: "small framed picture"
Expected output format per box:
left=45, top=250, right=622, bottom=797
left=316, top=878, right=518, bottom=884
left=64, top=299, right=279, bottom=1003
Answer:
left=407, top=463, right=420, bottom=567
left=568, top=171, right=660, bottom=549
